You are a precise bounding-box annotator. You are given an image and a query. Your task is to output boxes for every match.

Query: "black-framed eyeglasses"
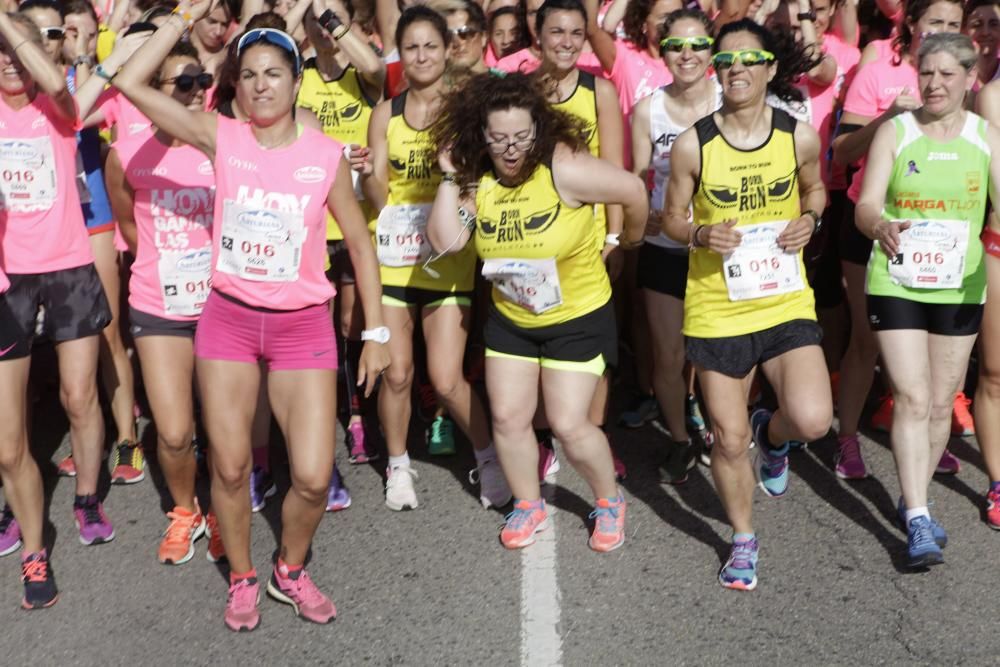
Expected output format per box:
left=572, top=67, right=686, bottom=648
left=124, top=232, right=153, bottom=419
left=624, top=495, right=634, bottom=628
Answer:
left=483, top=127, right=536, bottom=155
left=40, top=26, right=65, bottom=40
left=163, top=72, right=214, bottom=92
left=450, top=26, right=482, bottom=40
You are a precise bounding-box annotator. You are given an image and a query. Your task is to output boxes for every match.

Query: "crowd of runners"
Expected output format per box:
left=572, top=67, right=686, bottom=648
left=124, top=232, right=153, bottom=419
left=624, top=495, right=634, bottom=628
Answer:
left=1, top=0, right=999, bottom=631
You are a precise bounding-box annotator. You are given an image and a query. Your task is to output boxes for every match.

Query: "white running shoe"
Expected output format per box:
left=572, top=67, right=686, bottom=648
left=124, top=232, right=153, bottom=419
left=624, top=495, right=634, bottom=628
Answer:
left=385, top=465, right=419, bottom=511
left=470, top=457, right=512, bottom=509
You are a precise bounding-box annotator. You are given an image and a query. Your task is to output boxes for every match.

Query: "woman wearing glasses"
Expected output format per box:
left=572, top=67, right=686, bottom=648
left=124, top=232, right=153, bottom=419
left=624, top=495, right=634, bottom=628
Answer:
left=114, top=2, right=390, bottom=631
left=629, top=9, right=719, bottom=484
left=104, top=40, right=217, bottom=568
left=428, top=72, right=648, bottom=551
left=18, top=0, right=64, bottom=63
left=358, top=7, right=502, bottom=513
left=664, top=19, right=830, bottom=591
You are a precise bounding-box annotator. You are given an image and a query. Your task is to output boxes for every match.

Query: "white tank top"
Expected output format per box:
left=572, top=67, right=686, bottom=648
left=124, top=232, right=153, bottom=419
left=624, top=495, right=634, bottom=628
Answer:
left=647, top=83, right=722, bottom=249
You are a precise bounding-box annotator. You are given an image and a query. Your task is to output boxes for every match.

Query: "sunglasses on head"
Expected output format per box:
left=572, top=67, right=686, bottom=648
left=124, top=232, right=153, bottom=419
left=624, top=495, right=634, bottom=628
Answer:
left=450, top=26, right=482, bottom=40
left=236, top=28, right=302, bottom=75
left=711, top=49, right=775, bottom=70
left=659, top=36, right=714, bottom=54
left=40, top=26, right=65, bottom=40
left=164, top=72, right=214, bottom=92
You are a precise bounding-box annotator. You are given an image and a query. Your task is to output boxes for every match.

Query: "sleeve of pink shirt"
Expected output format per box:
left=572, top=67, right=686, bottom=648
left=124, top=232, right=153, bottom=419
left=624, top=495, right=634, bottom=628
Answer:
left=94, top=87, right=119, bottom=131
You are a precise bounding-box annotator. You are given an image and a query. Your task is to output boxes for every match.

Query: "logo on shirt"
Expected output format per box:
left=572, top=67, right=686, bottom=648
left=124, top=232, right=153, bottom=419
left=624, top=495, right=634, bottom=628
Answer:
left=479, top=203, right=560, bottom=244
left=702, top=168, right=796, bottom=212
left=390, top=148, right=434, bottom=180
left=31, top=116, right=46, bottom=129
left=227, top=156, right=259, bottom=172
left=198, top=160, right=214, bottom=176
left=314, top=100, right=364, bottom=129
left=293, top=166, right=327, bottom=184
left=927, top=152, right=958, bottom=161
left=905, top=160, right=920, bottom=176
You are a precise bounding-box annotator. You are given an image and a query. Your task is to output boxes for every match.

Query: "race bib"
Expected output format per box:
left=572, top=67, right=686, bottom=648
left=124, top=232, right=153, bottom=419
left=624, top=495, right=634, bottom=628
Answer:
left=887, top=219, right=969, bottom=289
left=376, top=203, right=432, bottom=267
left=218, top=200, right=306, bottom=282
left=481, top=257, right=562, bottom=314
left=722, top=220, right=804, bottom=301
left=0, top=137, right=58, bottom=212
left=158, top=247, right=212, bottom=316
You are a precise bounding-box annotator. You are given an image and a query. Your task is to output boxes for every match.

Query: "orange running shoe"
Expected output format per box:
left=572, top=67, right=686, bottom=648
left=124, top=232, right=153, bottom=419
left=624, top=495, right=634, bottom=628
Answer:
left=158, top=505, right=206, bottom=565
left=951, top=392, right=975, bottom=436
left=588, top=495, right=626, bottom=553
left=871, top=395, right=894, bottom=433
left=205, top=511, right=227, bottom=563
left=500, top=499, right=549, bottom=549
left=56, top=454, right=76, bottom=477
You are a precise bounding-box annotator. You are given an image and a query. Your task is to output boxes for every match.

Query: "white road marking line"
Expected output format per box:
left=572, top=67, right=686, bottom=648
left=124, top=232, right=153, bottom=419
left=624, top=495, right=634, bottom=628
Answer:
left=520, top=503, right=562, bottom=667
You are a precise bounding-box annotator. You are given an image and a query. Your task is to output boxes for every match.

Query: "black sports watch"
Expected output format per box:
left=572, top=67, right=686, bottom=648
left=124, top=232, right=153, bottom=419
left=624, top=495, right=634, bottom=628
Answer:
left=797, top=10, right=817, bottom=21
left=318, top=9, right=344, bottom=34
left=803, top=209, right=822, bottom=235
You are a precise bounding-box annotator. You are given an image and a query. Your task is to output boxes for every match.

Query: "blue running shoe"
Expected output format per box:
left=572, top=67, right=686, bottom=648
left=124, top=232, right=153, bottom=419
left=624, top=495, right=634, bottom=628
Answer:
left=896, top=497, right=947, bottom=548
left=326, top=465, right=351, bottom=512
left=751, top=409, right=789, bottom=497
left=906, top=516, right=944, bottom=568
left=719, top=536, right=759, bottom=590
left=250, top=466, right=277, bottom=513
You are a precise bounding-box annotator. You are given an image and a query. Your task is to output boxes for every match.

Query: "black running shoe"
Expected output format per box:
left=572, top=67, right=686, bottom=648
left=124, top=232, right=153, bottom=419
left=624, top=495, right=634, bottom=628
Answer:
left=21, top=551, right=58, bottom=610
left=661, top=440, right=697, bottom=485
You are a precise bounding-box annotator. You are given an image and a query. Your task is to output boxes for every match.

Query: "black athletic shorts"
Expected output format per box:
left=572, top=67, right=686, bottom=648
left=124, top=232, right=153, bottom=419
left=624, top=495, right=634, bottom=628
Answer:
left=686, top=319, right=823, bottom=379
left=325, top=240, right=356, bottom=285
left=838, top=197, right=874, bottom=266
left=636, top=243, right=688, bottom=299
left=867, top=295, right=983, bottom=336
left=0, top=264, right=111, bottom=359
left=129, top=306, right=198, bottom=339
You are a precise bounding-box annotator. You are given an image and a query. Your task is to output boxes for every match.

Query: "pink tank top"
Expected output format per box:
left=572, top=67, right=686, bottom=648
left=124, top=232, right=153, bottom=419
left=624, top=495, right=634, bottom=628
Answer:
left=211, top=116, right=339, bottom=310
left=117, top=134, right=216, bottom=320
left=0, top=94, right=93, bottom=273
left=95, top=89, right=153, bottom=140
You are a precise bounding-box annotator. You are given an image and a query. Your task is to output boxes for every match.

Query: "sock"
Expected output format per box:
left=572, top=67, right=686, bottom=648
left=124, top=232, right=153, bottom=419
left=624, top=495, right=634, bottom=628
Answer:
left=516, top=498, right=544, bottom=509
left=991, top=481, right=1000, bottom=493
left=904, top=506, right=930, bottom=524
left=534, top=429, right=553, bottom=447
left=276, top=557, right=303, bottom=578
left=230, top=568, right=257, bottom=585
left=733, top=532, right=756, bottom=543
left=74, top=494, right=97, bottom=508
left=474, top=443, right=496, bottom=463
left=251, top=446, right=269, bottom=471
left=388, top=452, right=411, bottom=470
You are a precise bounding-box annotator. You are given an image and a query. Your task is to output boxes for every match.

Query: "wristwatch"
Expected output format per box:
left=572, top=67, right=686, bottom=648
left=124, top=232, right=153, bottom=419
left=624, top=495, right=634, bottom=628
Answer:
left=803, top=209, right=822, bottom=235
left=362, top=326, right=391, bottom=344
left=73, top=54, right=95, bottom=68
left=797, top=10, right=817, bottom=21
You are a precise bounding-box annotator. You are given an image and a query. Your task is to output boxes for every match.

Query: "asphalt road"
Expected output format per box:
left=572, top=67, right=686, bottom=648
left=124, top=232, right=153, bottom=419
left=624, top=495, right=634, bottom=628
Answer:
left=2, top=376, right=999, bottom=666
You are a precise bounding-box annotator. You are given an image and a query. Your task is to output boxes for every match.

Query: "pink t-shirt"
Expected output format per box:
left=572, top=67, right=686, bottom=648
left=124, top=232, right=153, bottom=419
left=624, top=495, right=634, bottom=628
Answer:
left=95, top=88, right=153, bottom=140
left=608, top=41, right=671, bottom=117
left=0, top=94, right=93, bottom=274
left=842, top=56, right=918, bottom=202
left=117, top=134, right=216, bottom=321
left=484, top=43, right=499, bottom=68
left=821, top=34, right=860, bottom=190
left=494, top=47, right=605, bottom=76
left=211, top=116, right=339, bottom=310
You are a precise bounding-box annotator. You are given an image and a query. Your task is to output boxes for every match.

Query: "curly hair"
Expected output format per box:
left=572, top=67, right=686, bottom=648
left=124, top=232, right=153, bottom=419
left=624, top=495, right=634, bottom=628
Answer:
left=622, top=0, right=657, bottom=47
left=714, top=19, right=821, bottom=103
left=892, top=0, right=964, bottom=64
left=430, top=72, right=588, bottom=189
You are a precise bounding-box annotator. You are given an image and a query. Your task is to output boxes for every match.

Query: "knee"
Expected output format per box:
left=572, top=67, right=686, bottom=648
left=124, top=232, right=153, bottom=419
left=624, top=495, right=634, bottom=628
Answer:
left=383, top=362, right=414, bottom=392
left=929, top=397, right=954, bottom=423
left=157, top=427, right=194, bottom=457
left=213, top=459, right=252, bottom=492
left=788, top=404, right=833, bottom=442
left=549, top=415, right=591, bottom=447
left=713, top=422, right=752, bottom=460
left=0, top=439, right=28, bottom=473
left=980, top=365, right=1000, bottom=396
left=491, top=402, right=531, bottom=438
left=60, top=379, right=99, bottom=421
left=430, top=373, right=463, bottom=404
left=894, top=389, right=931, bottom=420
left=290, top=470, right=328, bottom=505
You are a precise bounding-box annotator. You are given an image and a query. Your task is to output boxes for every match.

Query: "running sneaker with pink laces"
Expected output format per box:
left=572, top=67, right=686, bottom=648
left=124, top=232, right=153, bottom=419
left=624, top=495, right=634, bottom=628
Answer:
left=951, top=391, right=975, bottom=436
left=346, top=420, right=376, bottom=464
left=225, top=575, right=261, bottom=632
left=205, top=511, right=227, bottom=563
left=500, top=499, right=549, bottom=549
left=158, top=505, right=206, bottom=565
left=834, top=435, right=868, bottom=480
left=0, top=505, right=22, bottom=557
left=266, top=562, right=337, bottom=624
left=588, top=495, right=626, bottom=553
left=935, top=449, right=961, bottom=475
left=986, top=483, right=1000, bottom=530
left=56, top=454, right=76, bottom=477
left=537, top=440, right=560, bottom=482
left=110, top=440, right=146, bottom=484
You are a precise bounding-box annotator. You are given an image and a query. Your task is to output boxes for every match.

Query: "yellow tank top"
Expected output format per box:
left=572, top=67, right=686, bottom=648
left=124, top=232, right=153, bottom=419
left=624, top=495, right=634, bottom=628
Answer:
left=296, top=60, right=376, bottom=241
left=475, top=161, right=611, bottom=328
left=551, top=71, right=607, bottom=248
left=382, top=92, right=476, bottom=292
left=684, top=108, right=815, bottom=338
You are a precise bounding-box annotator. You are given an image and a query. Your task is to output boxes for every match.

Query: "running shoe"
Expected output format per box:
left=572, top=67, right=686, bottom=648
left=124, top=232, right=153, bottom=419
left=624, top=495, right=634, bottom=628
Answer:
left=500, top=499, right=549, bottom=549
left=469, top=455, right=512, bottom=510
left=205, top=511, right=227, bottom=563
left=225, top=576, right=261, bottom=632
left=110, top=440, right=146, bottom=485
left=158, top=505, right=206, bottom=565
left=719, top=536, right=759, bottom=591
left=56, top=454, right=76, bottom=477
left=588, top=496, right=626, bottom=553
left=896, top=497, right=947, bottom=548
left=267, top=563, right=337, bottom=624
left=751, top=409, right=790, bottom=498
left=346, top=421, right=375, bottom=464
left=660, top=440, right=696, bottom=485
left=786, top=440, right=808, bottom=451
left=951, top=391, right=975, bottom=436
left=685, top=393, right=706, bottom=433
left=538, top=438, right=560, bottom=482
left=834, top=434, right=868, bottom=480
left=698, top=431, right=714, bottom=467
left=326, top=465, right=352, bottom=512
left=935, top=448, right=961, bottom=475
left=871, top=395, right=894, bottom=433
left=906, top=516, right=944, bottom=568
left=619, top=395, right=659, bottom=429
left=73, top=497, right=115, bottom=546
left=986, top=486, right=1000, bottom=530
left=21, top=551, right=58, bottom=610
left=385, top=465, right=419, bottom=511
left=427, top=415, right=456, bottom=456
left=0, top=505, right=22, bottom=557
left=250, top=466, right=277, bottom=513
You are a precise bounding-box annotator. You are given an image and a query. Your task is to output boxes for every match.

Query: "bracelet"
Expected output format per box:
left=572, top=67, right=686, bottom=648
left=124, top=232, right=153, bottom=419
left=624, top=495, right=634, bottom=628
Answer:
left=440, top=171, right=458, bottom=185
left=94, top=63, right=116, bottom=81
left=604, top=233, right=620, bottom=247
left=73, top=54, right=95, bottom=68
left=318, top=8, right=344, bottom=34
left=12, top=40, right=28, bottom=53
left=332, top=25, right=350, bottom=40
left=171, top=6, right=195, bottom=31
left=694, top=224, right=708, bottom=248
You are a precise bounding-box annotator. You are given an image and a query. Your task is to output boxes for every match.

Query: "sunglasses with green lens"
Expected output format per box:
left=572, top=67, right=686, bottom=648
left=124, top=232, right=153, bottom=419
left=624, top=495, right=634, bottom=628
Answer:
left=711, top=49, right=775, bottom=69
left=659, top=36, right=715, bottom=54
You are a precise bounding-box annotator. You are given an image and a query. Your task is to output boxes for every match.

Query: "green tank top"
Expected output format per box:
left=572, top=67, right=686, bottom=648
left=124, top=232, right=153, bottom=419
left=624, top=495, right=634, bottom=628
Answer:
left=866, top=112, right=989, bottom=304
